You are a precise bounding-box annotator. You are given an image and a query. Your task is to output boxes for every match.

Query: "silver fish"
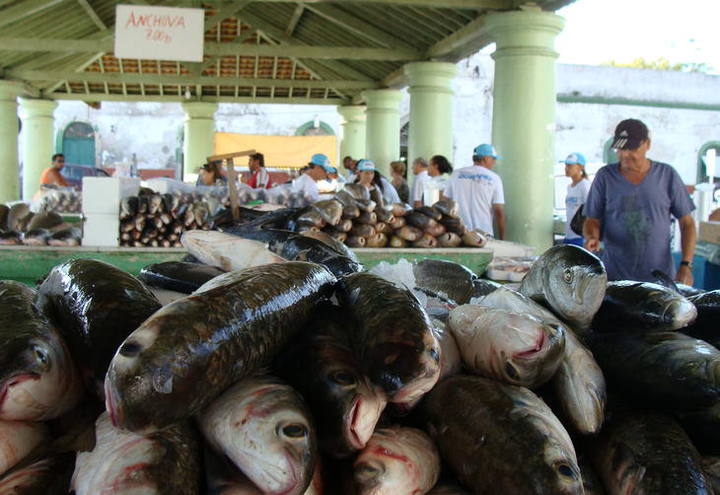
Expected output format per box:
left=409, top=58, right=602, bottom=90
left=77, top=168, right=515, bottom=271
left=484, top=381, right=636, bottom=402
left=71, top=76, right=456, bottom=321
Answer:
left=181, top=230, right=286, bottom=271
left=199, top=376, right=316, bottom=495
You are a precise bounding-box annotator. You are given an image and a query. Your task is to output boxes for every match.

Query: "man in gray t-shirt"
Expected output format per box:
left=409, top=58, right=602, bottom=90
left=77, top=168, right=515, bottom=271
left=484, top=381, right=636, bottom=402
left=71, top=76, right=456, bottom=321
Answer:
left=584, top=119, right=697, bottom=284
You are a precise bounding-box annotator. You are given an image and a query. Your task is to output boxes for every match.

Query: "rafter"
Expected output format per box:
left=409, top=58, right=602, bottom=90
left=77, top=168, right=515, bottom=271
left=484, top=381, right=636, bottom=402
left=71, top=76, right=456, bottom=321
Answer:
left=8, top=69, right=381, bottom=90
left=304, top=4, right=414, bottom=49
left=240, top=0, right=508, bottom=7
left=44, top=92, right=348, bottom=104
left=75, top=0, right=106, bottom=30
left=285, top=4, right=304, bottom=36
left=0, top=0, right=67, bottom=29
left=203, top=0, right=252, bottom=32
left=426, top=15, right=490, bottom=59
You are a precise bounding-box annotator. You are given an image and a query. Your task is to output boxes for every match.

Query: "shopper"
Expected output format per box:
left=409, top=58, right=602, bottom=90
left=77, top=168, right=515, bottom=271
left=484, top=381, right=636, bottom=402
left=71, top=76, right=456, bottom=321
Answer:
left=343, top=156, right=358, bottom=183
left=39, top=153, right=70, bottom=188
left=389, top=161, right=410, bottom=203
left=292, top=153, right=331, bottom=203
left=428, top=154, right=453, bottom=200
left=443, top=144, right=505, bottom=239
left=410, top=157, right=431, bottom=208
left=583, top=118, right=696, bottom=284
left=247, top=152, right=270, bottom=189
left=354, top=159, right=401, bottom=205
left=197, top=161, right=226, bottom=186
left=563, top=152, right=590, bottom=247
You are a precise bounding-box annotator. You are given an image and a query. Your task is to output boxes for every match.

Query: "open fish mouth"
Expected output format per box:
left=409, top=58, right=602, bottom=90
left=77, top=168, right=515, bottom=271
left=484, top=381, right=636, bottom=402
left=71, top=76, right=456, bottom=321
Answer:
left=0, top=373, right=40, bottom=412
left=346, top=397, right=366, bottom=449
left=345, top=394, right=383, bottom=450
left=514, top=331, right=546, bottom=359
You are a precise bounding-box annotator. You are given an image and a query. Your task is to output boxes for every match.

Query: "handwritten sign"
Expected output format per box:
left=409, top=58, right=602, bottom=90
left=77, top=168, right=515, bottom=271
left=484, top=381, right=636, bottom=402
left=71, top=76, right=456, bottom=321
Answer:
left=115, top=4, right=204, bottom=62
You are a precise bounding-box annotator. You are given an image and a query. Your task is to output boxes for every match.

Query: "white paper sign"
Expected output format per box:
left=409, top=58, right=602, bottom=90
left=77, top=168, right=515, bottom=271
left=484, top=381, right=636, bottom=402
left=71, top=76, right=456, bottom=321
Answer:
left=114, top=4, right=204, bottom=62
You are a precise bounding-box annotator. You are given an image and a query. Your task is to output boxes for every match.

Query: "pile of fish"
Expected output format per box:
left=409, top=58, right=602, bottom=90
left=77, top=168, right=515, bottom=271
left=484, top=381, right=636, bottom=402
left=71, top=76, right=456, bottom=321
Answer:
left=119, top=191, right=213, bottom=248
left=0, top=203, right=82, bottom=247
left=292, top=184, right=486, bottom=249
left=3, top=241, right=720, bottom=494
left=38, top=187, right=82, bottom=214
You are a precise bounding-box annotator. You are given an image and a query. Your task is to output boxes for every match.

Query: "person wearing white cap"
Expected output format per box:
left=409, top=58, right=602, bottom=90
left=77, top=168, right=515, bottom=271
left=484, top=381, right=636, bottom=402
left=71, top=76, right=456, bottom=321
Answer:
left=443, top=144, right=505, bottom=239
left=291, top=153, right=331, bottom=204
left=354, top=159, right=401, bottom=205
left=563, top=152, right=591, bottom=247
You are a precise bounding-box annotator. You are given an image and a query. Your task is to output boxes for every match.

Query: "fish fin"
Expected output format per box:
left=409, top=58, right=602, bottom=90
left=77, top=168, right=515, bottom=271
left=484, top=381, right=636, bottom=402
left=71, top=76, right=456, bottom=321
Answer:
left=651, top=269, right=681, bottom=294
left=294, top=249, right=312, bottom=262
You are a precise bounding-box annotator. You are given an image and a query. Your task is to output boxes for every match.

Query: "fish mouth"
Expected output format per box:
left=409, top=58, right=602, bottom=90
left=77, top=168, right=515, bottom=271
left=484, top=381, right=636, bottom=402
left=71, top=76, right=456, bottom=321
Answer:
left=0, top=373, right=40, bottom=414
left=104, top=377, right=123, bottom=428
left=514, top=331, right=546, bottom=359
left=345, top=394, right=384, bottom=450
left=269, top=449, right=302, bottom=495
left=346, top=397, right=366, bottom=449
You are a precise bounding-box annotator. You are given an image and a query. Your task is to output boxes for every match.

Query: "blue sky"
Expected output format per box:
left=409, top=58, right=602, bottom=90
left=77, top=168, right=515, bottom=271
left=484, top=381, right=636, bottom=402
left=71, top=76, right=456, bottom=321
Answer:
left=555, top=0, right=720, bottom=73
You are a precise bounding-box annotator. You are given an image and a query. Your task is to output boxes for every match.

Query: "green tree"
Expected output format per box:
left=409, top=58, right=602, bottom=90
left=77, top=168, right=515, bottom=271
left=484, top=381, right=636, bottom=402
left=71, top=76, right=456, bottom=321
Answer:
left=603, top=57, right=711, bottom=73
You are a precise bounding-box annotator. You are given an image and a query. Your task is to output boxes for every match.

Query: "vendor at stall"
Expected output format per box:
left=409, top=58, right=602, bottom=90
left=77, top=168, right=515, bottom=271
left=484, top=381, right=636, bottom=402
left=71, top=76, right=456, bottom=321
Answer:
left=39, top=153, right=70, bottom=188
left=292, top=153, right=331, bottom=203
left=247, top=153, right=270, bottom=189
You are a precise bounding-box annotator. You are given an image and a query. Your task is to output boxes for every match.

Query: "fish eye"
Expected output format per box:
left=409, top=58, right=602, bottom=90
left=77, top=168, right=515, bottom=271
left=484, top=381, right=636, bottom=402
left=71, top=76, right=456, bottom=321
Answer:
left=281, top=423, right=307, bottom=438
left=429, top=347, right=440, bottom=362
left=556, top=462, right=578, bottom=480
left=330, top=370, right=356, bottom=386
left=119, top=341, right=142, bottom=357
left=505, top=362, right=520, bottom=380
left=563, top=268, right=573, bottom=284
left=32, top=346, right=48, bottom=366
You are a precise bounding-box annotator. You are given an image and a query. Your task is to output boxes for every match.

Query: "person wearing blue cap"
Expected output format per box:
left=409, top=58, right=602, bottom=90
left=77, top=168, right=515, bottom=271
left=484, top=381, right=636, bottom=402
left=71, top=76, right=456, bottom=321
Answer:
left=291, top=153, right=330, bottom=204
left=354, top=159, right=401, bottom=205
left=443, top=143, right=505, bottom=239
left=584, top=118, right=696, bottom=284
left=563, top=152, right=590, bottom=247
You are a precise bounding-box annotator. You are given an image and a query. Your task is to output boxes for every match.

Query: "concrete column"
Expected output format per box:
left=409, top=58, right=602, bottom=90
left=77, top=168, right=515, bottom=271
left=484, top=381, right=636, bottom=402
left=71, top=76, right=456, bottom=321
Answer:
left=405, top=61, right=457, bottom=163
left=486, top=6, right=564, bottom=252
left=181, top=102, right=217, bottom=177
left=337, top=105, right=367, bottom=164
left=0, top=82, right=23, bottom=202
left=364, top=89, right=402, bottom=177
left=19, top=98, right=57, bottom=201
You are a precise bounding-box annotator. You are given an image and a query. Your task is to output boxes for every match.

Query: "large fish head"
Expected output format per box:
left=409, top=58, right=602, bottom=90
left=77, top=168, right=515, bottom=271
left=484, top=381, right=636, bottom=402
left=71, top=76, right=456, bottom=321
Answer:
left=372, top=325, right=442, bottom=405
left=309, top=338, right=386, bottom=456
left=228, top=381, right=317, bottom=495
left=0, top=328, right=80, bottom=421
left=661, top=293, right=697, bottom=329
left=545, top=245, right=607, bottom=328
left=492, top=314, right=566, bottom=388
left=353, top=427, right=439, bottom=495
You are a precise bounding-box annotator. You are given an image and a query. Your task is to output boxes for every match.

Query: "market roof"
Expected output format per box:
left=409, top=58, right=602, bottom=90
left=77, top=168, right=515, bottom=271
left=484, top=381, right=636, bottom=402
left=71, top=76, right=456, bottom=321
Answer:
left=0, top=0, right=577, bottom=105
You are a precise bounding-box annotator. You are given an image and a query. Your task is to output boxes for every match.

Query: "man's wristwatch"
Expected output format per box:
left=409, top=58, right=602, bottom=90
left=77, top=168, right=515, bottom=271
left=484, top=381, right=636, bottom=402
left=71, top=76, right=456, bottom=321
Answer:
left=680, top=260, right=693, bottom=268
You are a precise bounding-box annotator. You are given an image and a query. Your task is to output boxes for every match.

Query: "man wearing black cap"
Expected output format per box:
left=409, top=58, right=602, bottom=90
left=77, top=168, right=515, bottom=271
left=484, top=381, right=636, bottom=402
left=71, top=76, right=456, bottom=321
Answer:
left=583, top=119, right=696, bottom=284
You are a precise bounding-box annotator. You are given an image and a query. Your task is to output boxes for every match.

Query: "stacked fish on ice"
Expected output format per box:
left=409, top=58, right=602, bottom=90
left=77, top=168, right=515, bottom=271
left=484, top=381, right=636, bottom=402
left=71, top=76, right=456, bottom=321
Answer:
left=118, top=192, right=214, bottom=248
left=0, top=203, right=82, bottom=246
left=294, top=185, right=487, bottom=249
left=3, top=241, right=720, bottom=494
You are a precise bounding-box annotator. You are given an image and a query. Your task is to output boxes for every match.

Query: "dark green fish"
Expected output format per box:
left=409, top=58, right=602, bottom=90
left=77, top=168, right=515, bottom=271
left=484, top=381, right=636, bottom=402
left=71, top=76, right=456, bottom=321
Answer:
left=593, top=281, right=697, bottom=332
left=138, top=261, right=225, bottom=294
left=589, top=331, right=720, bottom=409
left=0, top=281, right=83, bottom=421
left=339, top=272, right=441, bottom=404
left=683, top=290, right=720, bottom=347
left=593, top=412, right=711, bottom=494
left=422, top=375, right=582, bottom=495
left=520, top=244, right=607, bottom=330
left=105, top=262, right=336, bottom=433
left=37, top=259, right=161, bottom=397
left=413, top=259, right=477, bottom=305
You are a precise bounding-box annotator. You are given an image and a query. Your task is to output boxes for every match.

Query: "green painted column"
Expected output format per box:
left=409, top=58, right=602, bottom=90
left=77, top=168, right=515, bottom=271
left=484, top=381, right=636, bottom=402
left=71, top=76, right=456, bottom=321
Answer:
left=485, top=7, right=564, bottom=252
left=19, top=98, right=57, bottom=201
left=181, top=102, right=217, bottom=177
left=363, top=89, right=402, bottom=177
left=405, top=62, right=457, bottom=163
left=337, top=105, right=367, bottom=163
left=0, top=82, right=23, bottom=202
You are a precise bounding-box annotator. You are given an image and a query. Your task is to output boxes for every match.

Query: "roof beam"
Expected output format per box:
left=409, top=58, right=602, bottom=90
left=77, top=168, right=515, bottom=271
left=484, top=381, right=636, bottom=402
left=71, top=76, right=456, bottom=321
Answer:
left=203, top=0, right=252, bottom=32
left=76, top=0, right=106, bottom=30
left=45, top=92, right=348, bottom=105
left=0, top=37, right=422, bottom=61
left=240, top=11, right=375, bottom=82
left=7, top=29, right=114, bottom=70
left=8, top=69, right=381, bottom=89
left=251, top=0, right=508, bottom=7
left=285, top=4, right=304, bottom=36
left=0, top=0, right=67, bottom=29
left=304, top=4, right=414, bottom=49
left=425, top=15, right=490, bottom=59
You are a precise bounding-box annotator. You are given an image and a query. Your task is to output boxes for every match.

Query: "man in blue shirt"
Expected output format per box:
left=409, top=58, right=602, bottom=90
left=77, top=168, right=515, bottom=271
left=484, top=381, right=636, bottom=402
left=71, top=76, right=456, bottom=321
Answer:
left=583, top=119, right=697, bottom=285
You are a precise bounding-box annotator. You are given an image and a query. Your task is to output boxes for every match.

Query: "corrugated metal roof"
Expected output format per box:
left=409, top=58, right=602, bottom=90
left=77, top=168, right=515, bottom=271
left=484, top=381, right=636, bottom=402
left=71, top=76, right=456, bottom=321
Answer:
left=0, top=0, right=577, bottom=104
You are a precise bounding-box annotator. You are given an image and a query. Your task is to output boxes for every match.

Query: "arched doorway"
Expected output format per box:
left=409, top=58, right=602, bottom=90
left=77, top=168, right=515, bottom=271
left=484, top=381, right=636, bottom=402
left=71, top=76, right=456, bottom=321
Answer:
left=602, top=138, right=618, bottom=164
left=294, top=119, right=335, bottom=136
left=62, top=122, right=96, bottom=166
